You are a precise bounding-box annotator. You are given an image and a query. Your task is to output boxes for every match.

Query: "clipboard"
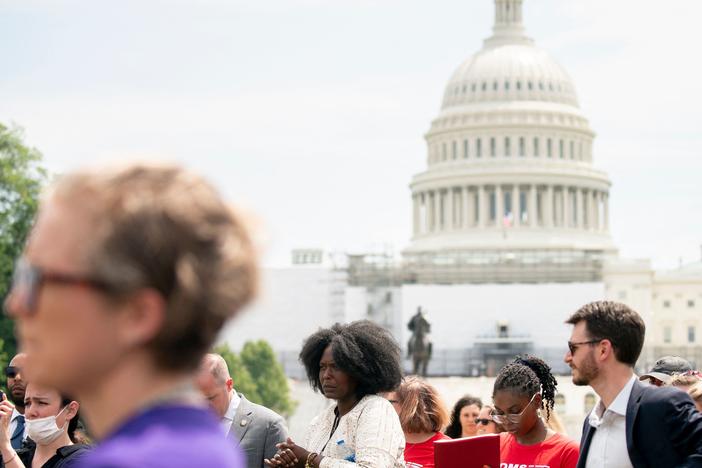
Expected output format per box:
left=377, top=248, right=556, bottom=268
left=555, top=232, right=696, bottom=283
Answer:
left=434, top=434, right=500, bottom=468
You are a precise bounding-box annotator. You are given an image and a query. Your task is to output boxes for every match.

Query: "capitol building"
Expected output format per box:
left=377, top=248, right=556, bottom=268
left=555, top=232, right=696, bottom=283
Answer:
left=405, top=0, right=615, bottom=284
left=223, top=0, right=702, bottom=395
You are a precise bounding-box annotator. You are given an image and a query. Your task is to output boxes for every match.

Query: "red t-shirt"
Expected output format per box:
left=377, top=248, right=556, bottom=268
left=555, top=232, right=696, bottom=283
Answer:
left=499, top=432, right=579, bottom=468
left=404, top=432, right=450, bottom=468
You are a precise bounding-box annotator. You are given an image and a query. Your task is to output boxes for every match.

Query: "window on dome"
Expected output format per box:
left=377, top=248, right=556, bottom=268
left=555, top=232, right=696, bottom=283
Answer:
left=528, top=81, right=533, bottom=90
left=539, top=82, right=544, bottom=90
left=516, top=81, right=522, bottom=90
left=549, top=82, right=554, bottom=91
left=519, top=137, right=525, bottom=157
left=462, top=84, right=467, bottom=94
left=559, top=140, right=564, bottom=159
left=464, top=139, right=469, bottom=158
left=505, top=81, right=510, bottom=91
left=579, top=141, right=583, bottom=160
left=493, top=81, right=498, bottom=91
left=472, top=83, right=477, bottom=92
left=520, top=190, right=528, bottom=222
left=482, top=82, right=487, bottom=91
left=442, top=143, right=447, bottom=161
left=547, top=139, right=552, bottom=158
left=490, top=138, right=496, bottom=157
left=476, top=138, right=482, bottom=157
left=452, top=141, right=457, bottom=159
left=504, top=137, right=511, bottom=157
left=533, top=137, right=540, bottom=157
left=570, top=141, right=574, bottom=159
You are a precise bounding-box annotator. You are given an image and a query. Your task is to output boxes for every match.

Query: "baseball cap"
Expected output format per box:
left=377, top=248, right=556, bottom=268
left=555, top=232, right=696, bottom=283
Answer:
left=639, top=356, right=693, bottom=385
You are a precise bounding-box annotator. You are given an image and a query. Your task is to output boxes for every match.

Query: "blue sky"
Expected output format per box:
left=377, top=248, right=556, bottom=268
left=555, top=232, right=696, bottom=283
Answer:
left=1, top=0, right=701, bottom=268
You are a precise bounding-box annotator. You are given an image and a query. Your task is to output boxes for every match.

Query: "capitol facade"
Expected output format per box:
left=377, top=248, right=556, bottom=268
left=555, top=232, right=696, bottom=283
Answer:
left=405, top=0, right=616, bottom=284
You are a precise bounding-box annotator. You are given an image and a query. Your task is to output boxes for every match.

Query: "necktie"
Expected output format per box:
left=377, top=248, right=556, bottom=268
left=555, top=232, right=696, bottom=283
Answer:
left=11, top=415, right=25, bottom=449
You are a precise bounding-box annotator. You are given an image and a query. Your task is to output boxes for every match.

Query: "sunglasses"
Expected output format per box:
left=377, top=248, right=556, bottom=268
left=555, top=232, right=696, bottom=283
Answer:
left=475, top=418, right=492, bottom=426
left=5, top=366, right=20, bottom=379
left=567, top=339, right=603, bottom=355
left=491, top=394, right=538, bottom=426
left=6, top=258, right=113, bottom=315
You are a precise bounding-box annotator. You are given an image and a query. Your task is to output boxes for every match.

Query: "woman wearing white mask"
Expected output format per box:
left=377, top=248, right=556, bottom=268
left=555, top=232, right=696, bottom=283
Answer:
left=0, top=383, right=90, bottom=467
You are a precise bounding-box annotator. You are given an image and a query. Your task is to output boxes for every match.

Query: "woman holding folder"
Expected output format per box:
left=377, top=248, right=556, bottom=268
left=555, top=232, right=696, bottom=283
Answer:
left=491, top=356, right=579, bottom=468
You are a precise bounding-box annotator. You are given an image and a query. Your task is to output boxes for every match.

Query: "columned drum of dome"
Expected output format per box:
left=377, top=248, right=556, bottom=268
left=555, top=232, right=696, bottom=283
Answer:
left=404, top=0, right=617, bottom=284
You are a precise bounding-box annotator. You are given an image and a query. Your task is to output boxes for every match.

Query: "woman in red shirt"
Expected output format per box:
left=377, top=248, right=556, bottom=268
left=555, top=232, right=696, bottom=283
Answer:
left=386, top=376, right=449, bottom=468
left=492, top=355, right=579, bottom=468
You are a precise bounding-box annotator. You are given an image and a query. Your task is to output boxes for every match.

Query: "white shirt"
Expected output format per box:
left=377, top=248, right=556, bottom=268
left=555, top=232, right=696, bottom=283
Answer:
left=303, top=394, right=405, bottom=468
left=585, top=375, right=636, bottom=468
left=9, top=408, right=27, bottom=443
left=221, top=390, right=242, bottom=434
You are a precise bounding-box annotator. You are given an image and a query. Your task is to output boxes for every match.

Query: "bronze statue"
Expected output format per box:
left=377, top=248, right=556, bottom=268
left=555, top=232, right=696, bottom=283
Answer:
left=407, top=307, right=432, bottom=376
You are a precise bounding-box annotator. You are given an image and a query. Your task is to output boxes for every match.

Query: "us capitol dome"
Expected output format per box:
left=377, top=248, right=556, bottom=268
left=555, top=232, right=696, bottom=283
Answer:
left=403, top=0, right=617, bottom=284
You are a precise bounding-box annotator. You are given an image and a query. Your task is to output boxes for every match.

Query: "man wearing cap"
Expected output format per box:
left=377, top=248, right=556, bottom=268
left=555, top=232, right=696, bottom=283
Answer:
left=196, top=354, right=287, bottom=468
left=640, top=355, right=693, bottom=387
left=565, top=301, right=702, bottom=468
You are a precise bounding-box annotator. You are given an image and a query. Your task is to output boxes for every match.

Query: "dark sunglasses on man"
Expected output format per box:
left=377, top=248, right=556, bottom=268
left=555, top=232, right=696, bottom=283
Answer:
left=4, top=366, right=20, bottom=379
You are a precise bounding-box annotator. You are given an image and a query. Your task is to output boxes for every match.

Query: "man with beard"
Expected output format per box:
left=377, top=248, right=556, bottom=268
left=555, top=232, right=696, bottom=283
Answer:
left=5, top=353, right=27, bottom=449
left=565, top=301, right=702, bottom=468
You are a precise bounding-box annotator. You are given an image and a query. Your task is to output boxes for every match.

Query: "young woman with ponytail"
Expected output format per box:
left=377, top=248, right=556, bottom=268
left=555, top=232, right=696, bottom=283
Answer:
left=492, top=355, right=579, bottom=468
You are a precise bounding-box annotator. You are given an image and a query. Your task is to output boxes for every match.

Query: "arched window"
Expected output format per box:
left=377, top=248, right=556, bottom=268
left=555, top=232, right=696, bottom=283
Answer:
left=519, top=137, right=525, bottom=157
left=490, top=137, right=496, bottom=157
left=452, top=141, right=457, bottom=159
left=442, top=143, right=447, bottom=161
left=516, top=81, right=522, bottom=90
left=528, top=81, right=533, bottom=90
left=533, top=137, right=540, bottom=157
left=482, top=82, right=487, bottom=91
left=570, top=141, right=574, bottom=159
left=547, top=138, right=553, bottom=158
left=493, top=81, right=498, bottom=91
left=559, top=140, right=564, bottom=158
left=504, top=137, right=511, bottom=157
left=463, top=139, right=469, bottom=158
left=476, top=138, right=482, bottom=157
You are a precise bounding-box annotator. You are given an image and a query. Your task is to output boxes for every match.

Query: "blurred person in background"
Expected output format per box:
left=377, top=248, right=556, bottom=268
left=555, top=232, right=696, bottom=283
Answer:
left=639, top=356, right=693, bottom=387
left=4, top=163, right=258, bottom=468
left=385, top=376, right=449, bottom=468
left=475, top=405, right=503, bottom=436
left=265, top=320, right=404, bottom=468
left=670, top=370, right=702, bottom=392
left=5, top=354, right=28, bottom=449
left=0, top=383, right=90, bottom=467
left=444, top=395, right=482, bottom=439
left=196, top=353, right=287, bottom=468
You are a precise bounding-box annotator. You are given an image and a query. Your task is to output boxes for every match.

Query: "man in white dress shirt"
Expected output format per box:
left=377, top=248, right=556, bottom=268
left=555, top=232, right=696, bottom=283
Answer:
left=565, top=301, right=702, bottom=468
left=196, top=353, right=288, bottom=468
left=5, top=353, right=28, bottom=450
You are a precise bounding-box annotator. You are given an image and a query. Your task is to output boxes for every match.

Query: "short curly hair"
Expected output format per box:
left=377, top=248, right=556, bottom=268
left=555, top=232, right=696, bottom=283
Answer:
left=444, top=395, right=482, bottom=439
left=299, top=320, right=402, bottom=399
left=493, top=355, right=558, bottom=421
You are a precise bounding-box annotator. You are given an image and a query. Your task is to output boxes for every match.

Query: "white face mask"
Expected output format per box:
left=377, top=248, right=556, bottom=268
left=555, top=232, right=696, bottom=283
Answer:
left=26, top=406, right=68, bottom=445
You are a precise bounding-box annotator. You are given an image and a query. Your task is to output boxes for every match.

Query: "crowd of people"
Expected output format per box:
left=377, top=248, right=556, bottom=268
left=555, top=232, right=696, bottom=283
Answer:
left=1, top=162, right=702, bottom=467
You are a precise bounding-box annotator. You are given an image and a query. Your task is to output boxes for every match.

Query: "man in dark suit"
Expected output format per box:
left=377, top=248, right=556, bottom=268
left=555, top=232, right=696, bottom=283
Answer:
left=197, top=354, right=288, bottom=468
left=564, top=301, right=702, bottom=468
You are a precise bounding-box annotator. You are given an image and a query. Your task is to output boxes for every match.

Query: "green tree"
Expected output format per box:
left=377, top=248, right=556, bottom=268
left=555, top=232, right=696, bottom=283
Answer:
left=213, top=344, right=261, bottom=403
left=240, top=340, right=296, bottom=417
left=0, top=123, right=47, bottom=369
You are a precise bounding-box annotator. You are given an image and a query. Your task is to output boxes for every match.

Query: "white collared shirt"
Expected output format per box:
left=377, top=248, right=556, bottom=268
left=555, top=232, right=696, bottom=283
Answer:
left=585, top=375, right=636, bottom=468
left=221, top=390, right=242, bottom=434
left=9, top=408, right=27, bottom=443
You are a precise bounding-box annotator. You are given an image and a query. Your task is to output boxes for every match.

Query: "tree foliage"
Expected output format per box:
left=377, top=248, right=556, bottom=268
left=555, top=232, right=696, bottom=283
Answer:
left=215, top=341, right=296, bottom=418
left=0, top=123, right=47, bottom=369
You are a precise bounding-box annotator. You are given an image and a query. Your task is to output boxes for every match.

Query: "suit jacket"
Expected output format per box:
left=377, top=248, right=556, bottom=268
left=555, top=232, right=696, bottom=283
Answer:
left=578, top=380, right=702, bottom=468
left=228, top=394, right=288, bottom=468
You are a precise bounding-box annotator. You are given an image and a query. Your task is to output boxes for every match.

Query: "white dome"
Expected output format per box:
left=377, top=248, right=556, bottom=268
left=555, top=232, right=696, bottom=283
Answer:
left=442, top=44, right=579, bottom=109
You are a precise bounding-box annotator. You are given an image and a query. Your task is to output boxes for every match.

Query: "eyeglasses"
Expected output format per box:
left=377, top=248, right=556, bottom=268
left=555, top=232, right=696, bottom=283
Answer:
left=475, top=418, right=492, bottom=426
left=5, top=258, right=113, bottom=315
left=491, top=394, right=538, bottom=426
left=567, top=339, right=603, bottom=355
left=5, top=366, right=20, bottom=379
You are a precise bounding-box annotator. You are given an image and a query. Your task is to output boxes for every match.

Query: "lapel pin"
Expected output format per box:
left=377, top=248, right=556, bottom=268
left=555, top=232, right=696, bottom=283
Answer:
left=240, top=419, right=248, bottom=427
